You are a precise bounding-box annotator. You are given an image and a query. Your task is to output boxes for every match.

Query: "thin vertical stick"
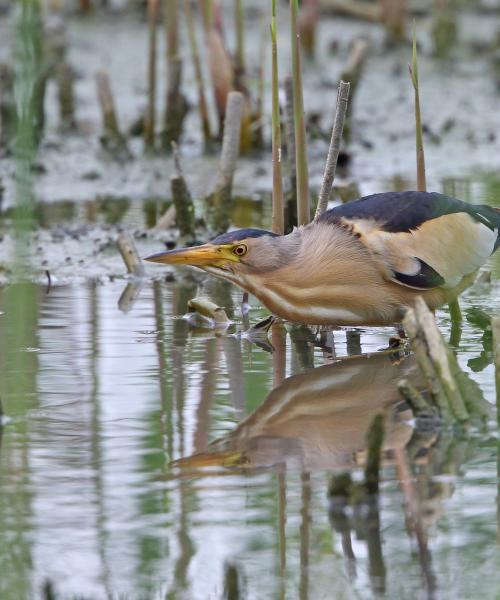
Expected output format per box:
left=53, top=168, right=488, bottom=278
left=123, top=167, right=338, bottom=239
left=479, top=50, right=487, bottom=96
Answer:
left=183, top=0, right=212, bottom=142
left=290, top=0, right=310, bottom=226
left=314, top=80, right=350, bottom=219
left=145, top=0, right=158, bottom=150
left=409, top=22, right=426, bottom=192
left=271, top=0, right=284, bottom=235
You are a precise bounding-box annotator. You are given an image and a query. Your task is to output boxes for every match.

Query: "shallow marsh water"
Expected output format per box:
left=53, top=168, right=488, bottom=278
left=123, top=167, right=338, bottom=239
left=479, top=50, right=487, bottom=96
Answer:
left=0, top=261, right=499, bottom=599
left=2, top=3, right=500, bottom=599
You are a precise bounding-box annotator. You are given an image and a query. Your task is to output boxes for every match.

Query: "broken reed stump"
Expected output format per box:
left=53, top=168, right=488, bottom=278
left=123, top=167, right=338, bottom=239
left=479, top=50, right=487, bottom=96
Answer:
left=314, top=80, right=350, bottom=219
left=187, top=297, right=229, bottom=325
left=403, top=297, right=470, bottom=422
left=205, top=91, right=244, bottom=233
left=56, top=62, right=76, bottom=130
left=117, top=232, right=145, bottom=277
left=95, top=70, right=130, bottom=158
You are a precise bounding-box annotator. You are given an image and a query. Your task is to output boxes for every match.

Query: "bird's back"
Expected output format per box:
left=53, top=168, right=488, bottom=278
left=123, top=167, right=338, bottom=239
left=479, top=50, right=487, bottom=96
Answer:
left=319, top=190, right=500, bottom=249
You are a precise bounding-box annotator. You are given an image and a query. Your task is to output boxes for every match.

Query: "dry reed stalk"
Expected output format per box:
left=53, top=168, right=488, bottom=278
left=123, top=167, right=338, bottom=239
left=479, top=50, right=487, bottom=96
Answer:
left=163, top=0, right=188, bottom=148
left=290, top=0, right=310, bottom=226
left=95, top=70, right=129, bottom=157
left=169, top=143, right=195, bottom=237
left=405, top=298, right=469, bottom=421
left=206, top=91, right=244, bottom=232
left=182, top=0, right=212, bottom=143
left=320, top=0, right=380, bottom=21
left=207, top=15, right=234, bottom=137
left=56, top=63, right=76, bottom=130
left=145, top=0, right=159, bottom=150
left=298, top=0, right=320, bottom=58
left=340, top=37, right=368, bottom=142
left=314, top=80, right=350, bottom=219
left=117, top=232, right=145, bottom=277
left=379, top=0, right=407, bottom=41
left=271, top=0, right=284, bottom=235
left=163, top=57, right=189, bottom=148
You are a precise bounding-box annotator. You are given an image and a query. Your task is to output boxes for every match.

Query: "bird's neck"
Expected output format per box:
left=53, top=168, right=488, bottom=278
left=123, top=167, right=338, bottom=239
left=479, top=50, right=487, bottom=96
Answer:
left=242, top=224, right=391, bottom=325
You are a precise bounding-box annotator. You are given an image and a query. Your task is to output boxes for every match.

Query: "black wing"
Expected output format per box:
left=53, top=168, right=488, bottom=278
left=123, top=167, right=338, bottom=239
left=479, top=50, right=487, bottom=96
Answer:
left=319, top=191, right=499, bottom=289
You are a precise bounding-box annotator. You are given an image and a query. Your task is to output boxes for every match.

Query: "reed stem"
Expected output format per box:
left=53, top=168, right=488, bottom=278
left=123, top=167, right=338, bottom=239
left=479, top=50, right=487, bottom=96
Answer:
left=271, top=0, right=284, bottom=235
left=183, top=0, right=212, bottom=142
left=145, top=0, right=158, bottom=150
left=206, top=91, right=244, bottom=232
left=409, top=22, right=426, bottom=192
left=290, top=0, right=310, bottom=226
left=314, top=80, right=350, bottom=219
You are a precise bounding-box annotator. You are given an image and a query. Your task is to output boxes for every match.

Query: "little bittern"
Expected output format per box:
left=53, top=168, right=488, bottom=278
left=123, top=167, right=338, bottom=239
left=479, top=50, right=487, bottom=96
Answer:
left=145, top=191, right=499, bottom=326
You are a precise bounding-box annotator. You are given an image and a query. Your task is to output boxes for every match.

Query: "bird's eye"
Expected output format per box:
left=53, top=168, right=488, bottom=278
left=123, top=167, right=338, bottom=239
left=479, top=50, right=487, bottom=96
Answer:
left=233, top=244, right=247, bottom=257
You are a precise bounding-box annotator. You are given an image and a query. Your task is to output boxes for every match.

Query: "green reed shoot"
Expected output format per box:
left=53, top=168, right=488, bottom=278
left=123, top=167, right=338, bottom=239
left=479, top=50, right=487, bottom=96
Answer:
left=290, top=0, right=310, bottom=226
left=271, top=0, right=284, bottom=234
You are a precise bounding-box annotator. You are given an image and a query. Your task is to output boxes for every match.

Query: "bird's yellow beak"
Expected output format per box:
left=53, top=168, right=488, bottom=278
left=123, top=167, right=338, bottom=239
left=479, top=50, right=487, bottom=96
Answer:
left=172, top=451, right=249, bottom=470
left=144, top=244, right=238, bottom=267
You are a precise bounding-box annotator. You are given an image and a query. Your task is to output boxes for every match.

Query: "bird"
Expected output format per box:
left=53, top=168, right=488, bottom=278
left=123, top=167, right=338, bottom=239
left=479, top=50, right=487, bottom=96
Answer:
left=145, top=191, right=499, bottom=326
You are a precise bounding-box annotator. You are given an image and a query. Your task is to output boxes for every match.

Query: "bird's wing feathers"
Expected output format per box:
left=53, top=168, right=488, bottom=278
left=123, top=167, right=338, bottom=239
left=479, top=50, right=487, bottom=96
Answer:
left=322, top=192, right=499, bottom=290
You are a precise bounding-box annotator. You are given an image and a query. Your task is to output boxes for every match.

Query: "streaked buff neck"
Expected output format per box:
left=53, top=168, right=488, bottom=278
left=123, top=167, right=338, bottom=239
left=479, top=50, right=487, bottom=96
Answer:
left=240, top=224, right=401, bottom=325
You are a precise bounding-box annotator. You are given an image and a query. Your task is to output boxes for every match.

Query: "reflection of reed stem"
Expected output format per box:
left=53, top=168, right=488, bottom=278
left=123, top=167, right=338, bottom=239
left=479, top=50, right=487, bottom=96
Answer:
left=278, top=471, right=287, bottom=600
left=299, top=472, right=311, bottom=600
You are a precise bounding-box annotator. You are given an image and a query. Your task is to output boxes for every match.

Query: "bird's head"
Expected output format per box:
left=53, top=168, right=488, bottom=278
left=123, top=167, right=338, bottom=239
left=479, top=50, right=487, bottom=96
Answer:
left=144, top=228, right=297, bottom=286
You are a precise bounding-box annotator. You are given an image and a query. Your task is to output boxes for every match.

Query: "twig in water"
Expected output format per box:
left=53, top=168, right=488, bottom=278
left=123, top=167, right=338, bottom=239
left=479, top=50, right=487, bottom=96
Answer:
left=206, top=91, right=244, bottom=233
left=271, top=0, right=284, bottom=235
left=290, top=0, right=310, bottom=226
left=117, top=232, right=146, bottom=277
left=314, top=81, right=350, bottom=219
left=45, top=269, right=52, bottom=295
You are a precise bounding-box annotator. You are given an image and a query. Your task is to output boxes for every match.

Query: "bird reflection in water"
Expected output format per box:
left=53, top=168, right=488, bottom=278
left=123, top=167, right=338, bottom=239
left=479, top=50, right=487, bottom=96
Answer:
left=174, top=351, right=420, bottom=473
